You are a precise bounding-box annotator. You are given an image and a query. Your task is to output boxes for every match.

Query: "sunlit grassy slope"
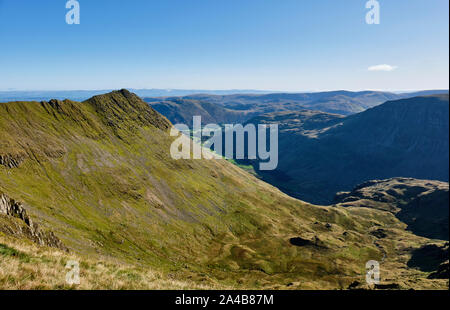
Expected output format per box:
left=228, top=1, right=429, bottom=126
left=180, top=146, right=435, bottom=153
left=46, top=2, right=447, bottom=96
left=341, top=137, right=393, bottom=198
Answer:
left=0, top=90, right=447, bottom=289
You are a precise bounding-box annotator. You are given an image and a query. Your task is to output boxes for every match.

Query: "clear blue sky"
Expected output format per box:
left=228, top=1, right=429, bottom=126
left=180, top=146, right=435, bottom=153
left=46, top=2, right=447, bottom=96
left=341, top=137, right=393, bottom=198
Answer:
left=0, top=0, right=448, bottom=91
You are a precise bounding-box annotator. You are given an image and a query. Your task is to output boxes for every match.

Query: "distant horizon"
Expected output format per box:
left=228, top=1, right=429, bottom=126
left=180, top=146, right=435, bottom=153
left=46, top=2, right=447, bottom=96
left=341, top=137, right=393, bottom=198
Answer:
left=0, top=87, right=448, bottom=94
left=1, top=87, right=448, bottom=104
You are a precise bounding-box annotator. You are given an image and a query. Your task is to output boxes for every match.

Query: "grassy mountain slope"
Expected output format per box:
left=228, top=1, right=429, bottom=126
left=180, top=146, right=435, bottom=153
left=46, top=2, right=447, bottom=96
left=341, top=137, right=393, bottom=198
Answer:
left=0, top=90, right=447, bottom=289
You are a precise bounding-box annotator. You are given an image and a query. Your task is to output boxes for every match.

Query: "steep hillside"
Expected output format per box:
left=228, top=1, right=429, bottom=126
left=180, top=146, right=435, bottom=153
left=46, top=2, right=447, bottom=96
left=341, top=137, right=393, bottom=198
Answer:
left=150, top=98, right=253, bottom=126
left=0, top=90, right=447, bottom=289
left=334, top=178, right=449, bottom=241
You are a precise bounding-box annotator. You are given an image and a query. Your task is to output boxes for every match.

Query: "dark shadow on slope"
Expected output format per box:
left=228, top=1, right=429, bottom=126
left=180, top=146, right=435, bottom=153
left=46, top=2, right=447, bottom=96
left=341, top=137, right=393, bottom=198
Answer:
left=407, top=243, right=449, bottom=272
left=289, top=237, right=313, bottom=246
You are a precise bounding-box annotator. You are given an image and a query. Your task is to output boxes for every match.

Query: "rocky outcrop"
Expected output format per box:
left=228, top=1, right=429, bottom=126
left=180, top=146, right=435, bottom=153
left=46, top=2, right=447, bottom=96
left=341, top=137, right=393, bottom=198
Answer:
left=0, top=153, right=25, bottom=168
left=0, top=194, right=33, bottom=225
left=0, top=193, right=67, bottom=251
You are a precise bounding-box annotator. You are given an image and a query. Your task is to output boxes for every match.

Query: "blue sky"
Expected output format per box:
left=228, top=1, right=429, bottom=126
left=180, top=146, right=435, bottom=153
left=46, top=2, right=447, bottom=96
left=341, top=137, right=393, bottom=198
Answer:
left=0, top=0, right=448, bottom=91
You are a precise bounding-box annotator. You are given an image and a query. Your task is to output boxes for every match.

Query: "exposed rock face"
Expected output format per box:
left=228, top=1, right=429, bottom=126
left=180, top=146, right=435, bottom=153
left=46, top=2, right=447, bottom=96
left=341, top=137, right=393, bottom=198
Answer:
left=0, top=194, right=33, bottom=225
left=334, top=177, right=449, bottom=240
left=0, top=153, right=25, bottom=168
left=0, top=193, right=67, bottom=251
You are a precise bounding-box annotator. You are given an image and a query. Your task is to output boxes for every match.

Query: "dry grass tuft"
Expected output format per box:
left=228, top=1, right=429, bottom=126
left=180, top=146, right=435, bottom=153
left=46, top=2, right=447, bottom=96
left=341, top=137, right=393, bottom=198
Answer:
left=0, top=234, right=225, bottom=290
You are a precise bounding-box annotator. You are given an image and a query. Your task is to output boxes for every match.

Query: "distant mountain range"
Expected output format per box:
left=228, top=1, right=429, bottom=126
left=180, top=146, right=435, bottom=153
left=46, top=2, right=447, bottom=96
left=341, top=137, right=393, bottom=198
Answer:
left=145, top=90, right=449, bottom=124
left=243, top=94, right=449, bottom=204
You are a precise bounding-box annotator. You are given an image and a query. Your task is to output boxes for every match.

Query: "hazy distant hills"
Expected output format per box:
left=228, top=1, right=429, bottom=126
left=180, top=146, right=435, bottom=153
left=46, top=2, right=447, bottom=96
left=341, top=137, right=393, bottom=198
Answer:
left=0, top=89, right=272, bottom=103
left=180, top=90, right=401, bottom=115
left=245, top=94, right=449, bottom=205
left=145, top=90, right=449, bottom=124
left=401, top=90, right=450, bottom=97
